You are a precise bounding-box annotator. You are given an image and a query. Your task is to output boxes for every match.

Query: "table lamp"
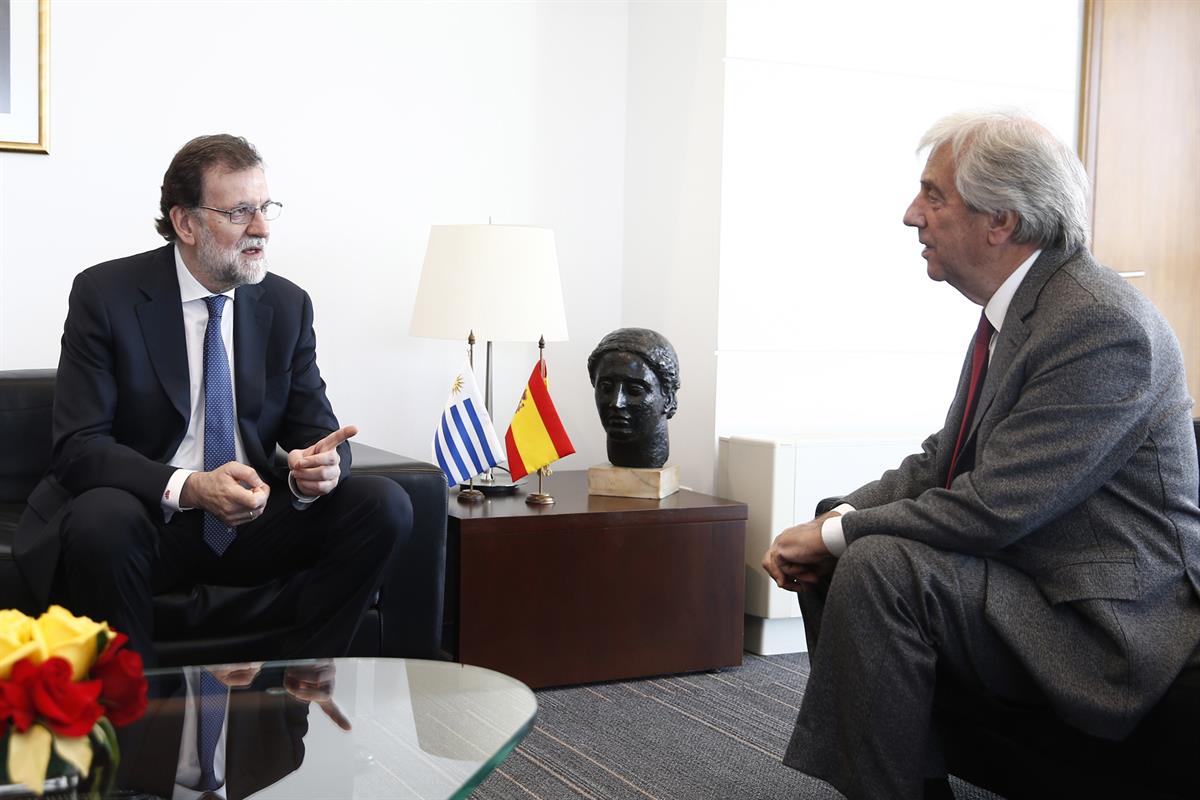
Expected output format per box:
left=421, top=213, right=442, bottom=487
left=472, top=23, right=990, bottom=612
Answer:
left=411, top=224, right=569, bottom=494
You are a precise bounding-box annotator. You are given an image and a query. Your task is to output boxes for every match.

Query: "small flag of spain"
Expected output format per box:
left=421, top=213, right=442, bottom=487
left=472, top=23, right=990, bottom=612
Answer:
left=504, top=359, right=575, bottom=481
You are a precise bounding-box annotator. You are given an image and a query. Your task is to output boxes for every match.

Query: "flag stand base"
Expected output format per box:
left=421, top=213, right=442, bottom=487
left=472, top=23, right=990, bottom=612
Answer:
left=457, top=487, right=485, bottom=502
left=459, top=471, right=522, bottom=496
left=458, top=481, right=520, bottom=496
left=525, top=469, right=555, bottom=504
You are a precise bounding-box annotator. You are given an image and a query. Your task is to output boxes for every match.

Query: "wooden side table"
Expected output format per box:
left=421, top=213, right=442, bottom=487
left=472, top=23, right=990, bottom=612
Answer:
left=445, top=471, right=747, bottom=688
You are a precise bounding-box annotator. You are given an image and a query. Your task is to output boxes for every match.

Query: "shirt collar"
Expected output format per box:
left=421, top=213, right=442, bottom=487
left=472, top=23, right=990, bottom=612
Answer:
left=984, top=248, right=1041, bottom=333
left=174, top=244, right=235, bottom=304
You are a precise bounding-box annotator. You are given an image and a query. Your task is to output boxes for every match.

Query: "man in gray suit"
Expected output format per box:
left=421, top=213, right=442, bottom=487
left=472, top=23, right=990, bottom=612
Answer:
left=763, top=110, right=1200, bottom=799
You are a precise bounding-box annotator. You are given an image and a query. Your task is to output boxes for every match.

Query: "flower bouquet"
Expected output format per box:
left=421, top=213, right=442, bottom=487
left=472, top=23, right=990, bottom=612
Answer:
left=0, top=606, right=148, bottom=797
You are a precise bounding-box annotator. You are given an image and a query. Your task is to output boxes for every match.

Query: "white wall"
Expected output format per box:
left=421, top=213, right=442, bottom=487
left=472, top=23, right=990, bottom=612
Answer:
left=717, top=0, right=1084, bottom=455
left=620, top=0, right=726, bottom=494
left=0, top=0, right=1088, bottom=498
left=0, top=0, right=629, bottom=468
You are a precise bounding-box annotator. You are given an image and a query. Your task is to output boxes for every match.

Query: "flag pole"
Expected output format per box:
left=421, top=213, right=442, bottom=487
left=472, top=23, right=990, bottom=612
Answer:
left=458, top=330, right=485, bottom=503
left=526, top=334, right=556, bottom=506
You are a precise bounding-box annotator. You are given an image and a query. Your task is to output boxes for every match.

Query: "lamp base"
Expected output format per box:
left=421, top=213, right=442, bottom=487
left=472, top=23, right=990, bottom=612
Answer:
left=459, top=469, right=523, bottom=496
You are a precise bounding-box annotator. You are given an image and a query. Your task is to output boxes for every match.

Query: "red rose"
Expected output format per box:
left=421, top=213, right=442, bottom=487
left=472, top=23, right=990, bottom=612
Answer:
left=22, top=657, right=103, bottom=737
left=3, top=660, right=38, bottom=732
left=91, top=635, right=147, bottom=726
left=1, top=677, right=35, bottom=732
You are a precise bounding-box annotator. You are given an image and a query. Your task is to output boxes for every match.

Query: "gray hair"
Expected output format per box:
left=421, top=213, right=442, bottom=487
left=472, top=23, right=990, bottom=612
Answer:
left=919, top=110, right=1091, bottom=253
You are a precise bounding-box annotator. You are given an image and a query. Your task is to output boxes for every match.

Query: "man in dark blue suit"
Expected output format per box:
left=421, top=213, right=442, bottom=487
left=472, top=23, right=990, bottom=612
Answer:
left=15, top=134, right=412, bottom=663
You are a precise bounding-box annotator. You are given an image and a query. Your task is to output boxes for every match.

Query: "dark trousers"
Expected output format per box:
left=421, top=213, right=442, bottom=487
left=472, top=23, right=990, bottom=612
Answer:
left=54, top=474, right=411, bottom=666
left=784, top=536, right=1042, bottom=800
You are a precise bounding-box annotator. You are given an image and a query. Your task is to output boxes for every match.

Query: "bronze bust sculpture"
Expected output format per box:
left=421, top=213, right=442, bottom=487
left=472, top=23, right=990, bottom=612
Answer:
left=586, top=328, right=680, bottom=469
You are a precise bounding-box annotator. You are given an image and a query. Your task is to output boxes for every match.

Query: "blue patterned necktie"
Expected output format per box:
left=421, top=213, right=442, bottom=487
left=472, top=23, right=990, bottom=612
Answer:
left=196, top=669, right=227, bottom=791
left=202, top=295, right=237, bottom=555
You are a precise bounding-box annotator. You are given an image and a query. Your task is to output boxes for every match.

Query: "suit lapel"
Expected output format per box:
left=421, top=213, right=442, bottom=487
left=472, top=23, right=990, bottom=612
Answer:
left=233, top=282, right=272, bottom=466
left=963, top=247, right=1074, bottom=446
left=966, top=316, right=1028, bottom=444
left=134, top=247, right=189, bottom=425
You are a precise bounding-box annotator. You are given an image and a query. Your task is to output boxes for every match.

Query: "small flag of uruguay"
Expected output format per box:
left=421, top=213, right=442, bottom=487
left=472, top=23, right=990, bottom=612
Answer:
left=433, top=360, right=505, bottom=486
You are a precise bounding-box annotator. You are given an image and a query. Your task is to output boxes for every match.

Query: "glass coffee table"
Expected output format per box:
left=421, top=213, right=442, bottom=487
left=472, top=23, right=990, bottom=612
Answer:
left=109, top=657, right=536, bottom=799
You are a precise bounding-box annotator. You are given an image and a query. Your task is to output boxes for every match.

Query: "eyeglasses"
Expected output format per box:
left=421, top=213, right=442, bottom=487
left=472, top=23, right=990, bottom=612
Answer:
left=195, top=201, right=283, bottom=225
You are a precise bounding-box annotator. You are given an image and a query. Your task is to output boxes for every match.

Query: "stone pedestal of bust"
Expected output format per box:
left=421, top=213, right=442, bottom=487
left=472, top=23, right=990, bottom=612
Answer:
left=586, top=327, right=681, bottom=498
left=587, top=463, right=680, bottom=499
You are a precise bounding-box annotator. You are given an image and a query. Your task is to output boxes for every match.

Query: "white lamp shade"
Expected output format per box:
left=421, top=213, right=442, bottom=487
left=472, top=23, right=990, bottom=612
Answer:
left=410, top=224, right=569, bottom=343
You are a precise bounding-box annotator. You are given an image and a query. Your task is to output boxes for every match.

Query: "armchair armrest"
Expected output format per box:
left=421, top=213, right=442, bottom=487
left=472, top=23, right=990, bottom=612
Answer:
left=349, top=442, right=448, bottom=659
left=815, top=496, right=844, bottom=516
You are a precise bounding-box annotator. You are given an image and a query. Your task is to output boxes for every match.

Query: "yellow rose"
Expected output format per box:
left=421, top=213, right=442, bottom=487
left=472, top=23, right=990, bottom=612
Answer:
left=33, top=605, right=112, bottom=680
left=0, top=609, right=40, bottom=680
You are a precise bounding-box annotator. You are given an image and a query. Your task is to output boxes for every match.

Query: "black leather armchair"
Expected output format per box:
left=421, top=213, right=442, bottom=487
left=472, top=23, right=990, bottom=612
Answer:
left=801, top=420, right=1200, bottom=799
left=0, top=369, right=448, bottom=665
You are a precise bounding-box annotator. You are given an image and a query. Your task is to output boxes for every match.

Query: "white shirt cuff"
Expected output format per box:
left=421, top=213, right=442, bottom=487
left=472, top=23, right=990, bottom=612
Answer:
left=819, top=503, right=856, bottom=557
left=288, top=473, right=320, bottom=511
left=163, top=468, right=195, bottom=515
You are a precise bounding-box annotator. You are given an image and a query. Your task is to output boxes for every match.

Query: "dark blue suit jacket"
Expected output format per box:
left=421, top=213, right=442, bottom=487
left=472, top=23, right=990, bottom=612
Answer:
left=15, top=244, right=350, bottom=607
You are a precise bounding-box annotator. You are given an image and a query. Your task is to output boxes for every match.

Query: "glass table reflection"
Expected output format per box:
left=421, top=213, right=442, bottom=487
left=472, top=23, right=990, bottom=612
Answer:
left=111, top=657, right=537, bottom=800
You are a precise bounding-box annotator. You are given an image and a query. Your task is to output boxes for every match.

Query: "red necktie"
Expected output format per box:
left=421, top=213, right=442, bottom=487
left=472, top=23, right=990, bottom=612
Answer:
left=946, top=311, right=994, bottom=488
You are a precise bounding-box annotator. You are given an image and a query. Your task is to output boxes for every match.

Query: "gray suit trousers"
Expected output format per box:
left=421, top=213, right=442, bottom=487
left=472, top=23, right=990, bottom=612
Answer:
left=783, top=537, right=1042, bottom=800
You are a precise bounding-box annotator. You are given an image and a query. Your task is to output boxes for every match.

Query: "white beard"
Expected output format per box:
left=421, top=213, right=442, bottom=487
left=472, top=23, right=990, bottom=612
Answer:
left=195, top=225, right=269, bottom=289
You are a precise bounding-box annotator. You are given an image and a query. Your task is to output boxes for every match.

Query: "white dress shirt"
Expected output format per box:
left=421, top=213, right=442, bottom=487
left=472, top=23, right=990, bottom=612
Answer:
left=820, top=249, right=1043, bottom=556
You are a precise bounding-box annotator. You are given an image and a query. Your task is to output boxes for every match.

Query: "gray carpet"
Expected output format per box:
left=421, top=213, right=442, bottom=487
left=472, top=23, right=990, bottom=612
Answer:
left=472, top=653, right=1002, bottom=800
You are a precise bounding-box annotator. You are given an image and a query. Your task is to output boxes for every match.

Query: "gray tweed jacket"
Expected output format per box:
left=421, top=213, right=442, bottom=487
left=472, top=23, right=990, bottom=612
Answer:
left=842, top=245, right=1200, bottom=739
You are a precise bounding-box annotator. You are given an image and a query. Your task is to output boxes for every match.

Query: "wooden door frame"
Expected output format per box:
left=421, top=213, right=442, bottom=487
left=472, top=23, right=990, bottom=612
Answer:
left=1078, top=0, right=1102, bottom=233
